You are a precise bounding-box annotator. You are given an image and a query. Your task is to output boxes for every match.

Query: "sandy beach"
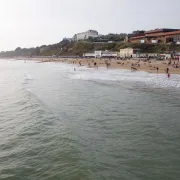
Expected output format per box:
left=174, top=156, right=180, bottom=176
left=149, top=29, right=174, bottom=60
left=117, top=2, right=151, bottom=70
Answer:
left=33, top=57, right=180, bottom=75
left=11, top=56, right=180, bottom=74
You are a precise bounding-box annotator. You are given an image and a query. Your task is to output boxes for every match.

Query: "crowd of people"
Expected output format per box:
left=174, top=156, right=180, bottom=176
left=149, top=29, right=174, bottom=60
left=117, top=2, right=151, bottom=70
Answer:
left=67, top=57, right=180, bottom=78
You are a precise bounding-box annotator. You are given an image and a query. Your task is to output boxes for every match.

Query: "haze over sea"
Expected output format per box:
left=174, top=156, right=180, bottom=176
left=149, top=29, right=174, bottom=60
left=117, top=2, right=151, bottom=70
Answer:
left=0, top=59, right=180, bottom=180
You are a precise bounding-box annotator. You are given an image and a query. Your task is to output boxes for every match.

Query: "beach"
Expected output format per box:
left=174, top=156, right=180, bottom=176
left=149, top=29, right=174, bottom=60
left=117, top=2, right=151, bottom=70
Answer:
left=25, top=57, right=180, bottom=75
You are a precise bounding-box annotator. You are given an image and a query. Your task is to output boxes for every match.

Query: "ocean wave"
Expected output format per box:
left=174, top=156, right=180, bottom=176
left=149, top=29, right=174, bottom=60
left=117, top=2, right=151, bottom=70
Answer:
left=69, top=67, right=180, bottom=89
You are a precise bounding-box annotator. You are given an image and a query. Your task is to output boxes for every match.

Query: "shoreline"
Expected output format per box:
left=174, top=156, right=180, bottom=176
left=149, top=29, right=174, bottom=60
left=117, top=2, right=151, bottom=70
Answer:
left=1, top=57, right=180, bottom=75
left=40, top=58, right=180, bottom=75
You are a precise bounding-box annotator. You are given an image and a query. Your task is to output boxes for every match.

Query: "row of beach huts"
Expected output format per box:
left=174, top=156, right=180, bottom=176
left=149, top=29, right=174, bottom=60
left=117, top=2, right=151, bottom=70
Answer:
left=83, top=48, right=173, bottom=59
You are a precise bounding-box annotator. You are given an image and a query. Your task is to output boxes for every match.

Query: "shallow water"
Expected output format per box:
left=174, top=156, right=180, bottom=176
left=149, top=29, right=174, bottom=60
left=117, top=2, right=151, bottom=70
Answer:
left=0, top=60, right=180, bottom=180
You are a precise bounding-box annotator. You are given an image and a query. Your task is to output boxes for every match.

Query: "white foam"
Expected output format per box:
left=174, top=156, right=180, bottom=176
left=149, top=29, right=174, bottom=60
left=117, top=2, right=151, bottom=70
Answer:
left=67, top=65, right=180, bottom=89
left=24, top=73, right=34, bottom=81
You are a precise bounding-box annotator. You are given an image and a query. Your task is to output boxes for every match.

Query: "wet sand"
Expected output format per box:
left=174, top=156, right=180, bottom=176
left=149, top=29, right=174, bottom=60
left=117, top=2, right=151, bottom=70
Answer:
left=14, top=57, right=180, bottom=74
left=56, top=58, right=180, bottom=75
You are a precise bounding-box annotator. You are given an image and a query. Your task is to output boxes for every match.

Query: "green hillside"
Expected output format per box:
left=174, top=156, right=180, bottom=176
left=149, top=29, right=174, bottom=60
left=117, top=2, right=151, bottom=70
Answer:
left=1, top=40, right=180, bottom=58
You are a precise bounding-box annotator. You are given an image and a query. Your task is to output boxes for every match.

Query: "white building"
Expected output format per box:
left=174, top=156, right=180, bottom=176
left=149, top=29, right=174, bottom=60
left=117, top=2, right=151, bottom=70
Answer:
left=95, top=51, right=102, bottom=58
left=83, top=52, right=95, bottom=57
left=83, top=50, right=117, bottom=58
left=119, top=48, right=139, bottom=58
left=159, top=54, right=171, bottom=59
left=73, top=30, right=99, bottom=41
left=101, top=51, right=118, bottom=57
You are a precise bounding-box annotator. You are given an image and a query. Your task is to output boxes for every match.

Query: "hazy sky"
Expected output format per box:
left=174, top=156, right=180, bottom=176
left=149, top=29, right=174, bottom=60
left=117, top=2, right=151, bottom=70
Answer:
left=0, top=0, right=179, bottom=51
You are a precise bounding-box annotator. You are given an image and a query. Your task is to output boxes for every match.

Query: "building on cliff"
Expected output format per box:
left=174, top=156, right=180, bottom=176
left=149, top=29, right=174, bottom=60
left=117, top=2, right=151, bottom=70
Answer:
left=125, top=28, right=180, bottom=44
left=73, top=30, right=99, bottom=41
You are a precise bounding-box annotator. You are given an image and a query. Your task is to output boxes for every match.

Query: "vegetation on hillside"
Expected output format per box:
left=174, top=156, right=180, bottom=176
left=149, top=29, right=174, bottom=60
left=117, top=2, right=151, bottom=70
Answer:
left=88, top=33, right=127, bottom=42
left=1, top=40, right=180, bottom=58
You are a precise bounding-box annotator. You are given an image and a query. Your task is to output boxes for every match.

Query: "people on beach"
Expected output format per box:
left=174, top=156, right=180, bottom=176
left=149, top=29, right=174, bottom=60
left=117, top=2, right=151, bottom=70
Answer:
left=94, top=62, right=98, bottom=69
left=157, top=67, right=159, bottom=73
left=166, top=67, right=169, bottom=74
left=56, top=58, right=179, bottom=74
left=105, top=61, right=110, bottom=69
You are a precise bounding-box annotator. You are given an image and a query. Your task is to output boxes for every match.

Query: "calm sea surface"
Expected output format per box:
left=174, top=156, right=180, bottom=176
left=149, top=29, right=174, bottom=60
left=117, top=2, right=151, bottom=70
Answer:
left=0, top=59, right=180, bottom=180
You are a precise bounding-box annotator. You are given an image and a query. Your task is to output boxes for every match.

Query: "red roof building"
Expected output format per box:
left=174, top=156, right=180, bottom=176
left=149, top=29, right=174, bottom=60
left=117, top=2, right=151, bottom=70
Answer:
left=128, top=29, right=180, bottom=44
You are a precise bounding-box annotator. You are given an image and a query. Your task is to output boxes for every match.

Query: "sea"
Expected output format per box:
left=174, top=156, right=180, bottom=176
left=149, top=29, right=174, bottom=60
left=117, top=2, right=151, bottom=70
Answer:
left=0, top=59, right=180, bottom=180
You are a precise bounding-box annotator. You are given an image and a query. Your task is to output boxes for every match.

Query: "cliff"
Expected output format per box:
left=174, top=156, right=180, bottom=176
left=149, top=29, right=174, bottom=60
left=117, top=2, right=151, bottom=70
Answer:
left=1, top=40, right=180, bottom=58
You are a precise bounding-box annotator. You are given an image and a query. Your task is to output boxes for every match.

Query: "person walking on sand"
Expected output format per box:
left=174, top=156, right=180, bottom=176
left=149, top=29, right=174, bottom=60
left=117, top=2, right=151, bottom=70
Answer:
left=106, top=62, right=109, bottom=69
left=166, top=67, right=169, bottom=74
left=156, top=67, right=159, bottom=73
left=94, top=62, right=98, bottom=69
left=168, top=73, right=170, bottom=78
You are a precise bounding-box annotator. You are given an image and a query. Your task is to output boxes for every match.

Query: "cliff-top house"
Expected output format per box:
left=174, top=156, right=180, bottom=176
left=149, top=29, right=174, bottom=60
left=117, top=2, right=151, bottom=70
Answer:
left=73, top=30, right=99, bottom=41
